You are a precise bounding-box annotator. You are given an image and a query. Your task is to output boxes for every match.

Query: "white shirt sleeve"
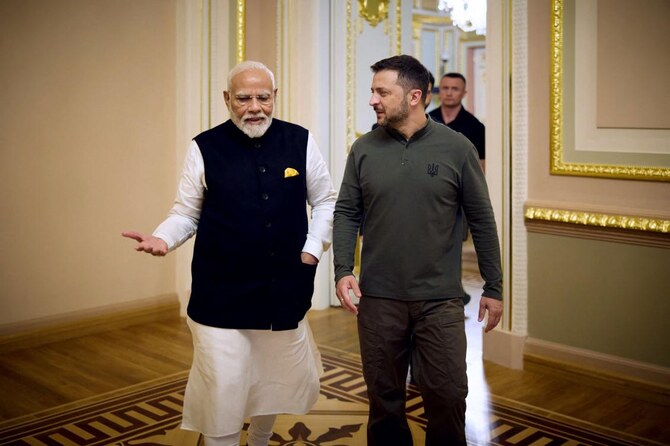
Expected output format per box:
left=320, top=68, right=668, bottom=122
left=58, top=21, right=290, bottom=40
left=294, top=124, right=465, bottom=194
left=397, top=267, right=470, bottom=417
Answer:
left=152, top=140, right=206, bottom=250
left=152, top=134, right=334, bottom=258
left=303, top=132, right=337, bottom=260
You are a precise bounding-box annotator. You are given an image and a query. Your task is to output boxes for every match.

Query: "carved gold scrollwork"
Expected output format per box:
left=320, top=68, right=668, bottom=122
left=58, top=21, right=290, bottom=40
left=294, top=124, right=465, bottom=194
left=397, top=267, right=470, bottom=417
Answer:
left=358, top=0, right=389, bottom=27
left=236, top=0, right=245, bottom=62
left=525, top=207, right=670, bottom=234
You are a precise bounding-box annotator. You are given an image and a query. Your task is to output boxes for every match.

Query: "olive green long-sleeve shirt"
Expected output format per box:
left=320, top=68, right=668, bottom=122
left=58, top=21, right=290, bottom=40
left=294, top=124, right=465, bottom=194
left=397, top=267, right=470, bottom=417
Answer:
left=333, top=118, right=502, bottom=300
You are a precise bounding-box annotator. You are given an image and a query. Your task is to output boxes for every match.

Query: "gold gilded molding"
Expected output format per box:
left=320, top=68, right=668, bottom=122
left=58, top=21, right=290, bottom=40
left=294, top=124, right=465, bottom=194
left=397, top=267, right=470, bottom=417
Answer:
left=549, top=0, right=670, bottom=182
left=358, top=0, right=389, bottom=27
left=412, top=13, right=452, bottom=26
left=236, top=0, right=245, bottom=62
left=525, top=207, right=670, bottom=234
left=459, top=31, right=485, bottom=42
left=395, top=0, right=401, bottom=54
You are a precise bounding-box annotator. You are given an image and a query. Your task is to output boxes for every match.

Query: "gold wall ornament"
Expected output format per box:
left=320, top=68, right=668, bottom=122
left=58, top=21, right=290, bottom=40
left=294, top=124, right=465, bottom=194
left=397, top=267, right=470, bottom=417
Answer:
left=236, top=0, right=245, bottom=63
left=358, top=0, right=389, bottom=27
left=549, top=0, right=670, bottom=182
left=395, top=0, right=401, bottom=54
left=525, top=207, right=670, bottom=234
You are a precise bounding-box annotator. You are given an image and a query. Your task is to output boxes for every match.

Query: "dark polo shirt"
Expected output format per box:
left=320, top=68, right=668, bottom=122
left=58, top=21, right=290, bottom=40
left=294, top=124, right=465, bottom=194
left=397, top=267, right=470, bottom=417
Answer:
left=429, top=106, right=485, bottom=160
left=333, top=119, right=502, bottom=301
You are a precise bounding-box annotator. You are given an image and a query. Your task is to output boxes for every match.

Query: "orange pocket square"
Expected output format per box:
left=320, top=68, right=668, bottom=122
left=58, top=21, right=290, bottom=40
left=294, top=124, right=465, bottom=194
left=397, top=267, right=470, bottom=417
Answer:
left=284, top=167, right=299, bottom=178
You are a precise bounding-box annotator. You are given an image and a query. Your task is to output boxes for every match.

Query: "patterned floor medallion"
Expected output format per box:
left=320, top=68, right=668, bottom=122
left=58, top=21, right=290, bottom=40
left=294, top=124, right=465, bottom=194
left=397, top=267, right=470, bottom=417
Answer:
left=0, top=346, right=660, bottom=446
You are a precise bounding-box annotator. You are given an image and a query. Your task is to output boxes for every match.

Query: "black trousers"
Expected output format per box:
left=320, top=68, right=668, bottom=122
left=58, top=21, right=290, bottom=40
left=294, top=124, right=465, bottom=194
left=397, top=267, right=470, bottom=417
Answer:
left=357, top=296, right=467, bottom=446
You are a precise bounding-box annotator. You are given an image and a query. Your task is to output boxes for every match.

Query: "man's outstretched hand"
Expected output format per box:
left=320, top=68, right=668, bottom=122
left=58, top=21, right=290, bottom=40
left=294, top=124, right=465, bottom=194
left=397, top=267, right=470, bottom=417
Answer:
left=121, top=231, right=168, bottom=256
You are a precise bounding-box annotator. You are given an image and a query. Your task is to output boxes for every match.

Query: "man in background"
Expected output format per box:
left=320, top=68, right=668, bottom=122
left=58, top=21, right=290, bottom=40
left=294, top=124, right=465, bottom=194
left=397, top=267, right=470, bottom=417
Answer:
left=424, top=70, right=436, bottom=109
left=429, top=72, right=485, bottom=171
left=429, top=72, right=486, bottom=305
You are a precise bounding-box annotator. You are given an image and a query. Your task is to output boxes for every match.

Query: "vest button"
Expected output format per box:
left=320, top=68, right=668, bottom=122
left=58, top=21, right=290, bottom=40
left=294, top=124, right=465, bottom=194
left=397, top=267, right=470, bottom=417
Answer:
left=254, top=143, right=261, bottom=149
left=258, top=165, right=267, bottom=173
left=265, top=221, right=272, bottom=228
left=261, top=193, right=269, bottom=200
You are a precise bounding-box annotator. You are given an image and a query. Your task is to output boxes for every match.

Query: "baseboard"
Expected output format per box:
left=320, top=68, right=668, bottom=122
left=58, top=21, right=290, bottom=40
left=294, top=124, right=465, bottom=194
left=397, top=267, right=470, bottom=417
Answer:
left=483, top=328, right=526, bottom=369
left=0, top=293, right=181, bottom=354
left=524, top=337, right=670, bottom=405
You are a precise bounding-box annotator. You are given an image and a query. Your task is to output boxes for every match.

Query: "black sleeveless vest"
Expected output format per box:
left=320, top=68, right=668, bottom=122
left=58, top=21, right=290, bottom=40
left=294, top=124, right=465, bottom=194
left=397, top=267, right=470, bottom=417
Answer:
left=188, top=119, right=316, bottom=330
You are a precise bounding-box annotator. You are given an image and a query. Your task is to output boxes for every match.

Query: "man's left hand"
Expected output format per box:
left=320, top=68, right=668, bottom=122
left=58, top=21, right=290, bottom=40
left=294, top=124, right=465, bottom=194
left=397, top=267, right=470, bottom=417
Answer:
left=478, top=296, right=503, bottom=333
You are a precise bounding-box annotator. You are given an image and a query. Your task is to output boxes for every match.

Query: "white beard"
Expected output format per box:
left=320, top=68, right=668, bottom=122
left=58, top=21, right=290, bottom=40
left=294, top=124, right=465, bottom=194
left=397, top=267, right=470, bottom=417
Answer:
left=231, top=112, right=273, bottom=138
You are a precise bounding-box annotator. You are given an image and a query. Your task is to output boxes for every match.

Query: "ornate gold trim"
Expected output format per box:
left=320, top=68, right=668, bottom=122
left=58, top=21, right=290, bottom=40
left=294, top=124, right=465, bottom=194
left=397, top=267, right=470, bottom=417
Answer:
left=358, top=0, right=389, bottom=27
left=459, top=31, right=485, bottom=42
left=395, top=0, right=401, bottom=54
left=549, top=0, right=670, bottom=182
left=412, top=13, right=452, bottom=26
left=525, top=207, right=670, bottom=234
left=236, top=0, right=245, bottom=62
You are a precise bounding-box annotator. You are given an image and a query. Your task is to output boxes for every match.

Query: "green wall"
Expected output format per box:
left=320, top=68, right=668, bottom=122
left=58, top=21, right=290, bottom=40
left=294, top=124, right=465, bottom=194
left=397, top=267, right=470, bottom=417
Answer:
left=527, top=233, right=670, bottom=368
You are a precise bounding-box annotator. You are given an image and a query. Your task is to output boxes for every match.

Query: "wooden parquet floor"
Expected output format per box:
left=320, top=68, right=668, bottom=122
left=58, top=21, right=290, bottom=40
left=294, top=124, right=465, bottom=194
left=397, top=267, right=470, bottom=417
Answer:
left=1, top=345, right=665, bottom=445
left=0, top=245, right=668, bottom=444
left=2, top=306, right=668, bottom=445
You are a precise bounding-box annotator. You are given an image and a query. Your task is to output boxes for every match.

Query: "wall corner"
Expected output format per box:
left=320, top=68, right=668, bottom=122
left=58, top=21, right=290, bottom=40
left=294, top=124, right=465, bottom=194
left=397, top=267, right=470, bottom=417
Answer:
left=483, top=328, right=527, bottom=370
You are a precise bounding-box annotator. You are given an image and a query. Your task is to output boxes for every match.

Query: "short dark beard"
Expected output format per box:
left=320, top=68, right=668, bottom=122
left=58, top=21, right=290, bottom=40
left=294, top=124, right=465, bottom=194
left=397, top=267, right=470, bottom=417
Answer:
left=380, top=95, right=409, bottom=127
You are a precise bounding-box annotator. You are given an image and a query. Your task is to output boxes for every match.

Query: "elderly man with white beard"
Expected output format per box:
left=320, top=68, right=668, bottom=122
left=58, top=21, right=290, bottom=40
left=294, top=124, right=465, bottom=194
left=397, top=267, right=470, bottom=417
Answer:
left=122, top=61, right=337, bottom=446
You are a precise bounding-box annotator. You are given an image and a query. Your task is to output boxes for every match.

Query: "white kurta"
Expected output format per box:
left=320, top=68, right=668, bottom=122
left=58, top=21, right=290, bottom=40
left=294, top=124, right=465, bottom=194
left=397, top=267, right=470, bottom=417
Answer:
left=181, top=318, right=323, bottom=436
left=151, top=125, right=336, bottom=436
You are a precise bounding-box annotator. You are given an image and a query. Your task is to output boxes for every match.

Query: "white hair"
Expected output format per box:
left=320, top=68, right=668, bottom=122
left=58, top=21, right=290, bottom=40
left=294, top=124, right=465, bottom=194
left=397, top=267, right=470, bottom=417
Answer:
left=227, top=61, right=275, bottom=91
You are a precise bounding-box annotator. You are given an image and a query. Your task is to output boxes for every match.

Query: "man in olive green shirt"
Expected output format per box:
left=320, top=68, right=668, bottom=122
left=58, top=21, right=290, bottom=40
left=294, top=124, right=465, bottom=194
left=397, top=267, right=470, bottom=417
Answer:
left=333, top=55, right=502, bottom=446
